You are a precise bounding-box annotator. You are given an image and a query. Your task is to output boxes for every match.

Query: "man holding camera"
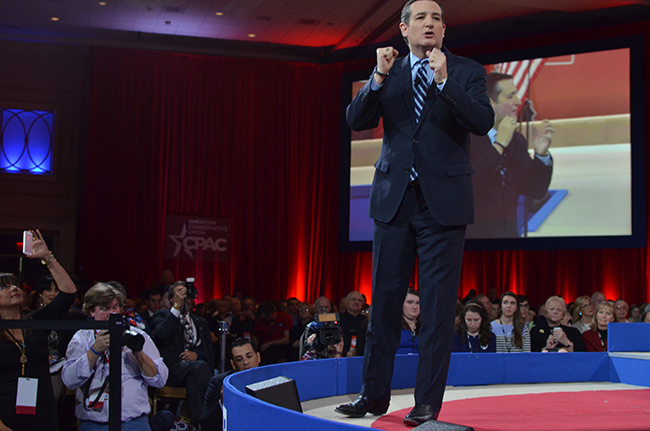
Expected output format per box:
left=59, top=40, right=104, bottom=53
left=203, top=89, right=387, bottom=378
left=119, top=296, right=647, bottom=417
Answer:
left=152, top=281, right=214, bottom=428
left=62, top=282, right=169, bottom=430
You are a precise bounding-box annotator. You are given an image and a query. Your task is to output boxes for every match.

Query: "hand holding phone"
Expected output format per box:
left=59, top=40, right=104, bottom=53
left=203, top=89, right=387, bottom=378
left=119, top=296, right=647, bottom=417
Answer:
left=22, top=231, right=34, bottom=256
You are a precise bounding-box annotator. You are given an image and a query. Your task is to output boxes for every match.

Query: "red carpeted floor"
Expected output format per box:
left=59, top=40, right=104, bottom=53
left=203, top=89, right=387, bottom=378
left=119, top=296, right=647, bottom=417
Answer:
left=371, top=389, right=650, bottom=431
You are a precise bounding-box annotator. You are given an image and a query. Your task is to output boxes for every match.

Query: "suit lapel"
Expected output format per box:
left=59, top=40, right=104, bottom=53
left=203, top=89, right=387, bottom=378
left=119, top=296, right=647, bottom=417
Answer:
left=416, top=47, right=456, bottom=131
left=395, top=56, right=418, bottom=131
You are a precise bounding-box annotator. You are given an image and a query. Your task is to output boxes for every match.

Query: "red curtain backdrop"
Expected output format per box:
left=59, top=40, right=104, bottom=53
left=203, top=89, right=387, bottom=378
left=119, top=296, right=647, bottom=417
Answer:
left=78, top=21, right=650, bottom=307
left=77, top=46, right=358, bottom=303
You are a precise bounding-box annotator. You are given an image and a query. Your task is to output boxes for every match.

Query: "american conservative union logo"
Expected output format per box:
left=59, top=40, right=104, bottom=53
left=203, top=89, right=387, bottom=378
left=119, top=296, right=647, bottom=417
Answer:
left=164, top=215, right=230, bottom=261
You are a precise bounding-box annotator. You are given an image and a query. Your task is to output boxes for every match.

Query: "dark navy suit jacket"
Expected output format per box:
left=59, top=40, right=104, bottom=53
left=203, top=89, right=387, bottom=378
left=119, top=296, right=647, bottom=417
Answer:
left=346, top=48, right=494, bottom=226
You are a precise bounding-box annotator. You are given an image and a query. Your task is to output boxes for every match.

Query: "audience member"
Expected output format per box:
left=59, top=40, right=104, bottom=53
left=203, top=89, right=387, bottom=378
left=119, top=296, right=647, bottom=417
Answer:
left=278, top=300, right=289, bottom=314
left=253, top=301, right=293, bottom=365
left=33, top=275, right=85, bottom=418
left=287, top=297, right=300, bottom=325
left=207, top=299, right=233, bottom=368
left=629, top=304, right=641, bottom=322
left=142, top=287, right=162, bottom=330
left=614, top=299, right=629, bottom=323
left=572, top=296, right=595, bottom=334
left=152, top=281, right=214, bottom=428
left=229, top=297, right=242, bottom=321
left=62, top=282, right=168, bottom=430
left=229, top=296, right=257, bottom=341
left=135, top=299, right=148, bottom=316
left=339, top=291, right=367, bottom=357
left=210, top=299, right=232, bottom=325
left=582, top=302, right=616, bottom=352
left=200, top=338, right=261, bottom=430
left=338, top=297, right=348, bottom=314
left=531, top=296, right=585, bottom=352
left=642, top=309, right=650, bottom=323
left=313, top=296, right=333, bottom=314
left=474, top=294, right=492, bottom=314
left=397, top=288, right=421, bottom=354
left=461, top=289, right=477, bottom=303
left=490, top=292, right=530, bottom=352
left=591, top=291, right=606, bottom=310
left=452, top=302, right=495, bottom=353
left=517, top=295, right=533, bottom=331
left=489, top=302, right=499, bottom=322
left=0, top=230, right=77, bottom=431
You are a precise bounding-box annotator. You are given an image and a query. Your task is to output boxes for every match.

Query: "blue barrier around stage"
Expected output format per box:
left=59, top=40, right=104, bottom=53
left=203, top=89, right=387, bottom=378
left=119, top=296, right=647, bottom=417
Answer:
left=223, top=324, right=650, bottom=431
left=608, top=322, right=650, bottom=351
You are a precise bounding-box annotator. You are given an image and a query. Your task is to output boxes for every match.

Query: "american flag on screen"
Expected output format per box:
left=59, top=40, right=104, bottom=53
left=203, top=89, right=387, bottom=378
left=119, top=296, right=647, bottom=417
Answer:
left=491, top=58, right=546, bottom=103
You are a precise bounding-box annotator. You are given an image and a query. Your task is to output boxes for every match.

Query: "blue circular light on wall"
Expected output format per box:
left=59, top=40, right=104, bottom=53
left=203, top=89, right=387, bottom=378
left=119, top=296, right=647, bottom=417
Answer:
left=1, top=108, right=55, bottom=175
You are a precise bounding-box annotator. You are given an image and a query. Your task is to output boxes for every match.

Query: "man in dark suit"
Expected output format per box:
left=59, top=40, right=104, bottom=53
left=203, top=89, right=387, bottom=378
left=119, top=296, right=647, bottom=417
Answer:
left=335, top=0, right=494, bottom=426
left=467, top=72, right=553, bottom=239
left=200, top=337, right=261, bottom=430
left=152, top=281, right=214, bottom=427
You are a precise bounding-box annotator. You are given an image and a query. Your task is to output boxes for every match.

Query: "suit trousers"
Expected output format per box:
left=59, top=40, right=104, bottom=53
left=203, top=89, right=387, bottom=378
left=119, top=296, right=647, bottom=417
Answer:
left=167, top=360, right=213, bottom=424
left=362, top=184, right=465, bottom=407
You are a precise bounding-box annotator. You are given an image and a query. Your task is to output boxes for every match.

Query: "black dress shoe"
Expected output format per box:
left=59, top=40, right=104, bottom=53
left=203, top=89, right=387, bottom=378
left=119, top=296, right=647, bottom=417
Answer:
left=335, top=395, right=390, bottom=417
left=403, top=404, right=440, bottom=426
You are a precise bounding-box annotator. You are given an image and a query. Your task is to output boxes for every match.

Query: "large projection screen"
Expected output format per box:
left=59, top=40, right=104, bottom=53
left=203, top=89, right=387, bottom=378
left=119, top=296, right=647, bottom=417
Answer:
left=340, top=37, right=646, bottom=252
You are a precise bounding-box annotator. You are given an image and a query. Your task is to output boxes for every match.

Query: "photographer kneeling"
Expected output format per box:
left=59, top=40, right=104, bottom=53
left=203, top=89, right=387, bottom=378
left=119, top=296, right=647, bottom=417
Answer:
left=62, top=282, right=168, bottom=430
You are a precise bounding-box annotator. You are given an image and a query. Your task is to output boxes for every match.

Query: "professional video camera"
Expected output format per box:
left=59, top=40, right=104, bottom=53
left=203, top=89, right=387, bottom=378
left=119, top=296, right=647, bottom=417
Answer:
left=305, top=312, right=341, bottom=352
left=185, top=277, right=198, bottom=300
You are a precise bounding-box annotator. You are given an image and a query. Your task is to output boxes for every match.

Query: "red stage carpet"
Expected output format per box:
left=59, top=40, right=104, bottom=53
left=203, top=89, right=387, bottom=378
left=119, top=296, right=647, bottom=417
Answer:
left=371, top=389, right=650, bottom=431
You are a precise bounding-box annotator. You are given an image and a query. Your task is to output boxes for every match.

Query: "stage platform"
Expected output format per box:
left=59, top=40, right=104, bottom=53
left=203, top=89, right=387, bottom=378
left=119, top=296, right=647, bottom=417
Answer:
left=222, top=323, right=650, bottom=430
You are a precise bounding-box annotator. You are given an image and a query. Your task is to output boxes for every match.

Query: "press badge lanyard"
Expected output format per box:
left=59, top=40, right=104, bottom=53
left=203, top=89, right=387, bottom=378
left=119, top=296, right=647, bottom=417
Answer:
left=6, top=329, right=39, bottom=415
left=5, top=329, right=28, bottom=376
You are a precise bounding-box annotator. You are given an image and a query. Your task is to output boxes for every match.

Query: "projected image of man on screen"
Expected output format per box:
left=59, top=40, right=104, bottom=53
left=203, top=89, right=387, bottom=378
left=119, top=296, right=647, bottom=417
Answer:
left=467, top=72, right=554, bottom=239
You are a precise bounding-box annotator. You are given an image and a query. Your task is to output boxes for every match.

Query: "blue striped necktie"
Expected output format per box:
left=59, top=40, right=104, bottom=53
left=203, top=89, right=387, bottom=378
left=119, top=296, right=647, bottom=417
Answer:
left=410, top=59, right=429, bottom=182
left=414, top=59, right=430, bottom=122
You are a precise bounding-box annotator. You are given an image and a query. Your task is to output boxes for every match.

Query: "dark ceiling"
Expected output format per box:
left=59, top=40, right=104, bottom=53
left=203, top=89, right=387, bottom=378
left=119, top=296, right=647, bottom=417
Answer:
left=1, top=0, right=650, bottom=62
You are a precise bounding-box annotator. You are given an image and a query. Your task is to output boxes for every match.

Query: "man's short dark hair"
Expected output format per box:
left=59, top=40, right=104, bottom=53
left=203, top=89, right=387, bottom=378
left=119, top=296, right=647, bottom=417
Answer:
left=230, top=337, right=258, bottom=354
left=486, top=72, right=513, bottom=102
left=517, top=294, right=530, bottom=304
left=401, top=0, right=445, bottom=25
left=144, top=286, right=161, bottom=301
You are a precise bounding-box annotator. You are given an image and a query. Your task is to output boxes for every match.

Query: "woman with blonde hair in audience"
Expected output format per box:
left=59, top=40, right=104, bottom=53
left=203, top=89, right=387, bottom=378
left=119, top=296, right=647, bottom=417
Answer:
left=490, top=292, right=530, bottom=352
left=582, top=302, right=617, bottom=352
left=531, top=296, right=586, bottom=352
left=572, top=295, right=595, bottom=334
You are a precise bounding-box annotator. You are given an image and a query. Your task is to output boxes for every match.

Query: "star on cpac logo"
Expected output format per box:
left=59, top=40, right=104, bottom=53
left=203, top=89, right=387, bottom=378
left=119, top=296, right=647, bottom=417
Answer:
left=169, top=224, right=228, bottom=259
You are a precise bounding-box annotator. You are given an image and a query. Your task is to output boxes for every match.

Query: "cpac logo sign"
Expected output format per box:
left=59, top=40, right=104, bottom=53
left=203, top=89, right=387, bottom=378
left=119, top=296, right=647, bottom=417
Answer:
left=165, top=216, right=230, bottom=261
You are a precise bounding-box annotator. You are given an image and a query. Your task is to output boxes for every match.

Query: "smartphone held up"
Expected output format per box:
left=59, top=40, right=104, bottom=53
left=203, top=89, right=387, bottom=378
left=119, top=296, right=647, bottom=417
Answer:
left=22, top=230, right=34, bottom=256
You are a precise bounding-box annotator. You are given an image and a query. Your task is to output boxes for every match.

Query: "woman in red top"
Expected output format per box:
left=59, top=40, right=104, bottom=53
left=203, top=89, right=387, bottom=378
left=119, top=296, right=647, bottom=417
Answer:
left=582, top=302, right=616, bottom=352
